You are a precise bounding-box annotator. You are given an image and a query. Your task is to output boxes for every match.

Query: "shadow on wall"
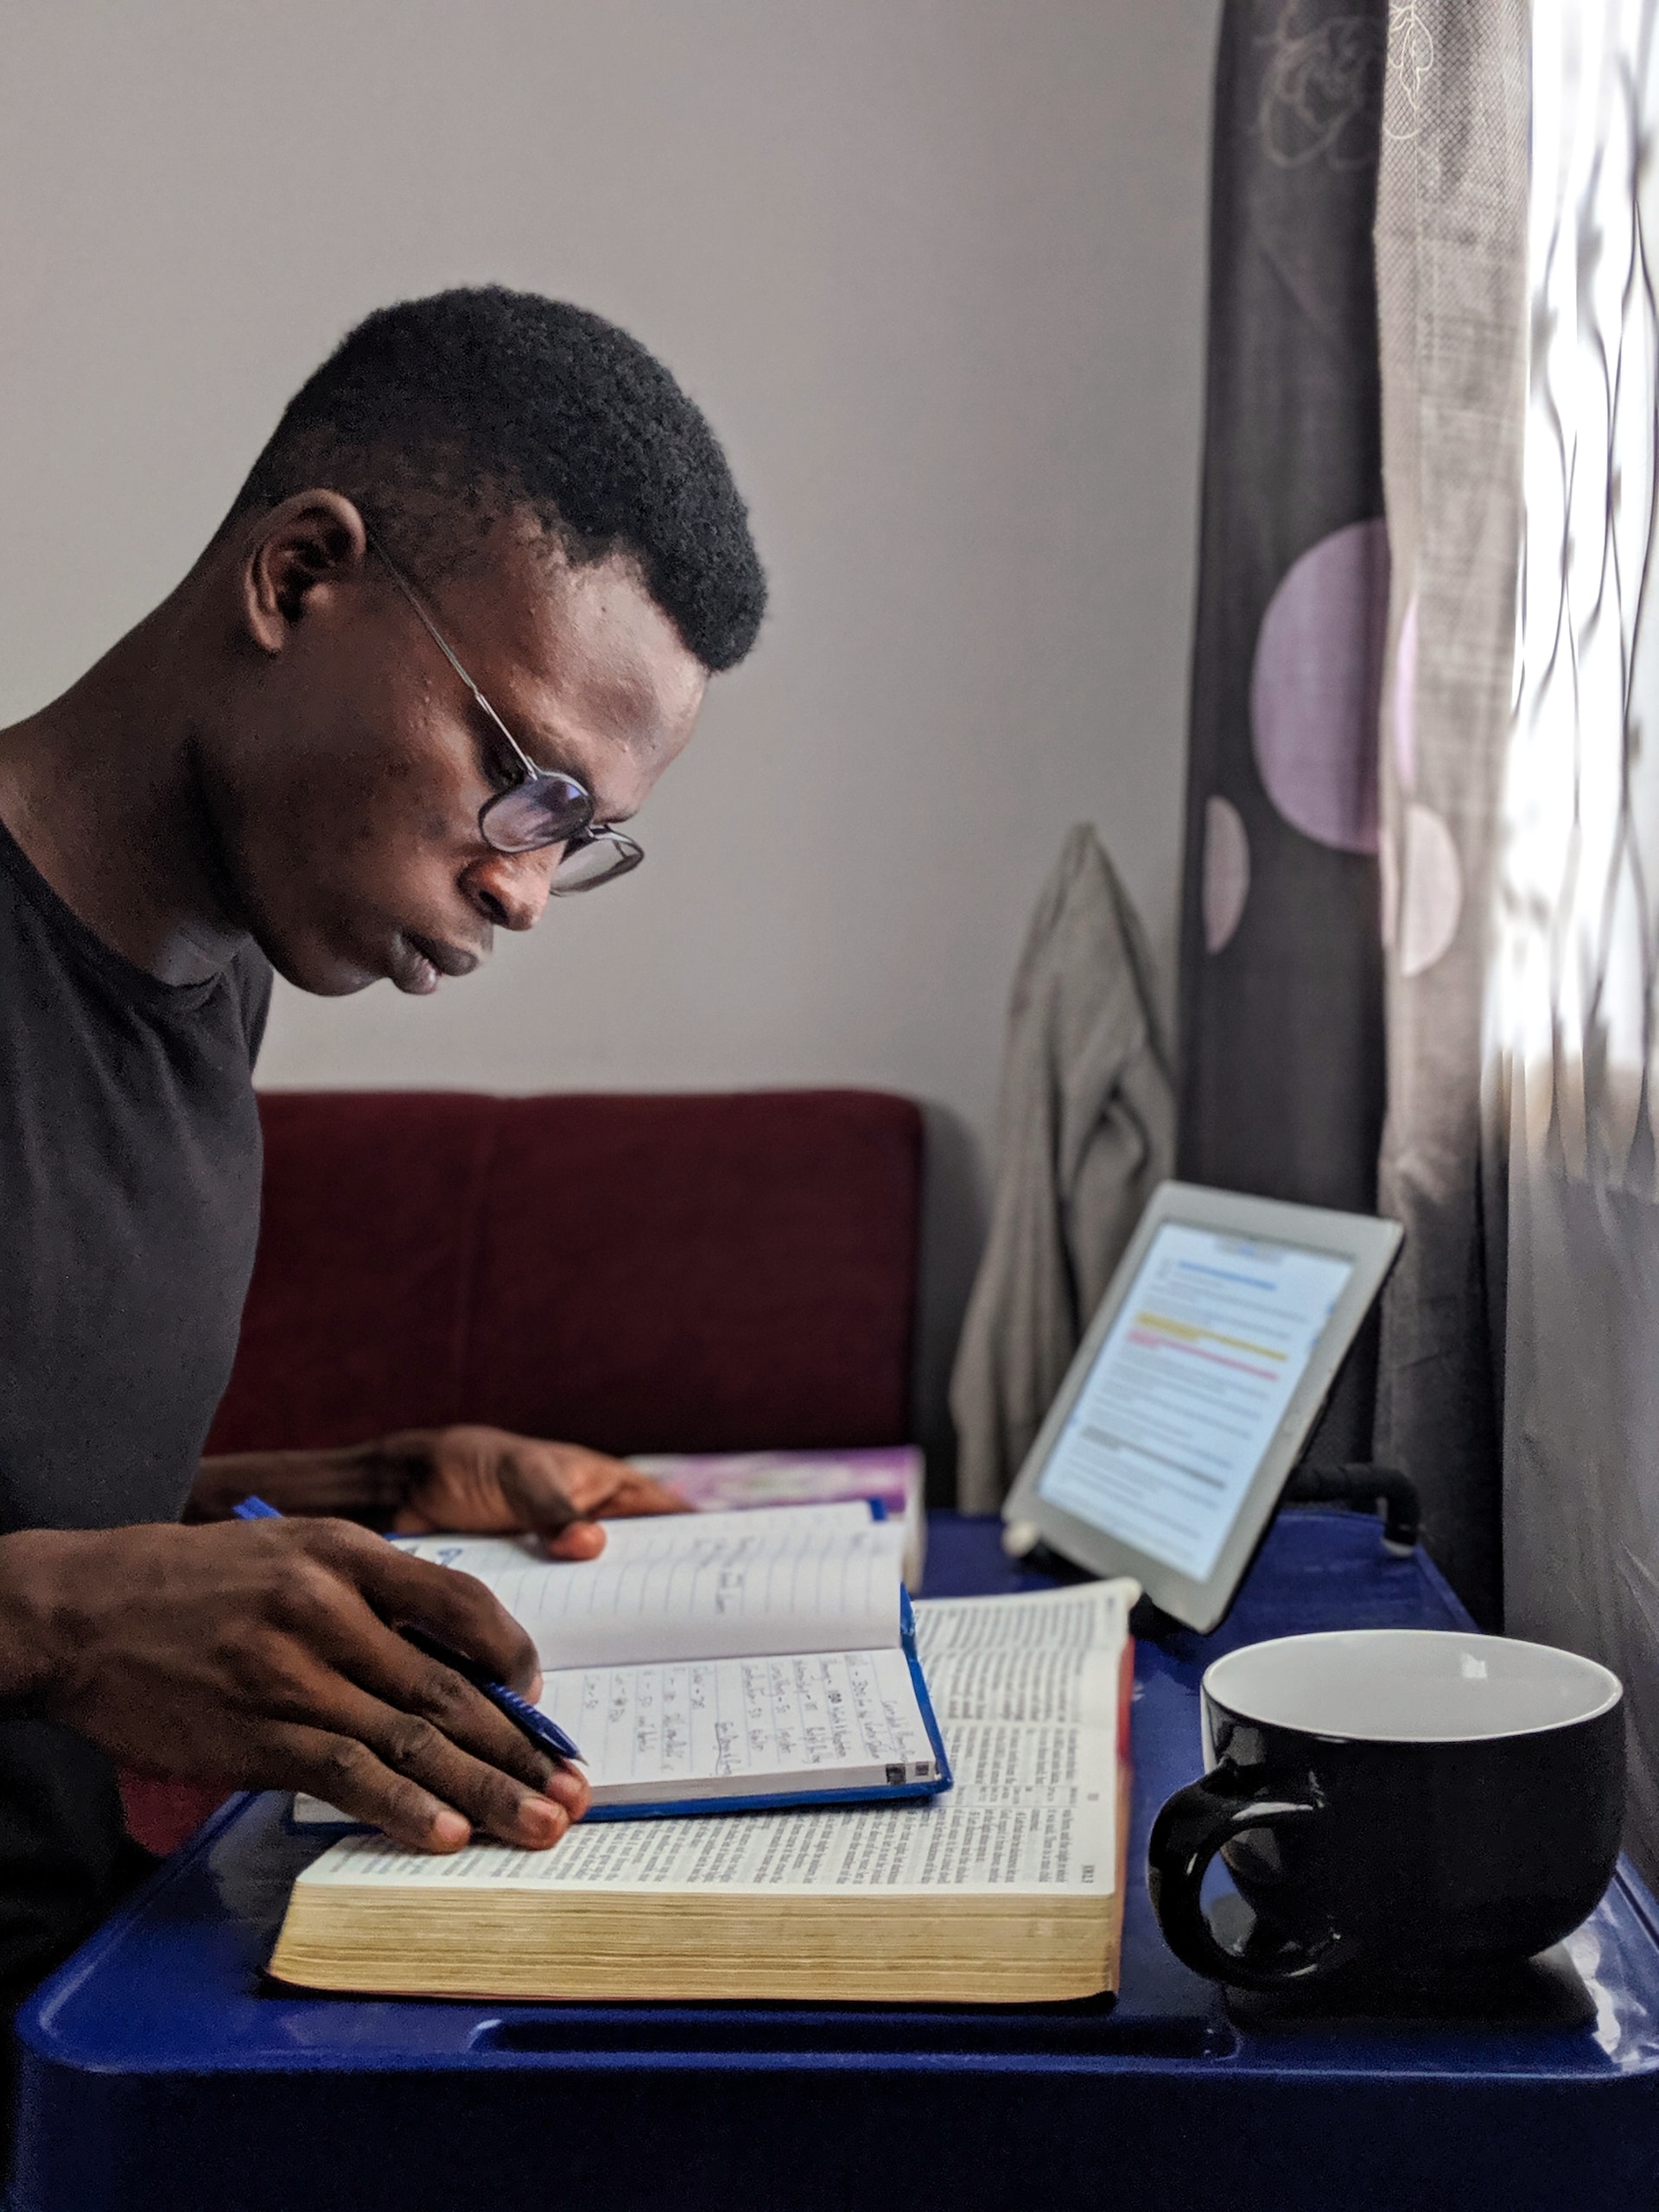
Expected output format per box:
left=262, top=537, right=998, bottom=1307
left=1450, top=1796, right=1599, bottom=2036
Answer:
left=912, top=1100, right=989, bottom=1505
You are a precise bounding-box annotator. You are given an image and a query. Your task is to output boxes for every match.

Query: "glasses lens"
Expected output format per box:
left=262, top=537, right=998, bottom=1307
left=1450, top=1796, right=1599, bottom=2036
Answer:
left=479, top=773, right=593, bottom=855
left=550, top=829, right=645, bottom=895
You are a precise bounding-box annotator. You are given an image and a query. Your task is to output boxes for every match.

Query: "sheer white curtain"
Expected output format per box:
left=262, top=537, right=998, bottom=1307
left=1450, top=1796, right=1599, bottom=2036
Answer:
left=1372, top=0, right=1529, bottom=1630
left=1375, top=0, right=1659, bottom=1875
left=1494, top=0, right=1659, bottom=1886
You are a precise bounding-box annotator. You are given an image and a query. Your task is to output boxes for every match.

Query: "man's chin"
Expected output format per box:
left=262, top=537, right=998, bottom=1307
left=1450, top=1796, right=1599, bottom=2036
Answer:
left=251, top=918, right=454, bottom=999
left=391, top=964, right=442, bottom=998
left=259, top=941, right=385, bottom=998
left=283, top=964, right=382, bottom=999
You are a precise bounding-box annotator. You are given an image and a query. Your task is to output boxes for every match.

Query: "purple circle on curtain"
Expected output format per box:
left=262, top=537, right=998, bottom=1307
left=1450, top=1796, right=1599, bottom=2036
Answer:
left=1249, top=517, right=1389, bottom=854
left=1203, top=795, right=1250, bottom=952
left=1393, top=590, right=1419, bottom=795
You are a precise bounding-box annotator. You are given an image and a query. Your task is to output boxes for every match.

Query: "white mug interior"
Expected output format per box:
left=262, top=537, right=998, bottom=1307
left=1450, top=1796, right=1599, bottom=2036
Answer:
left=1204, top=1629, right=1622, bottom=1745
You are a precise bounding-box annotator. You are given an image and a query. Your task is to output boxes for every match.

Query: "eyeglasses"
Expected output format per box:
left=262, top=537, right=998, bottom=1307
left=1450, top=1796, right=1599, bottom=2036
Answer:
left=365, top=532, right=644, bottom=894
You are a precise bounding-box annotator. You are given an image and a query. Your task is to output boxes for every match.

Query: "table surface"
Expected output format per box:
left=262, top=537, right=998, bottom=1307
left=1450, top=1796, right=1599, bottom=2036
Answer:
left=13, top=1509, right=1659, bottom=2212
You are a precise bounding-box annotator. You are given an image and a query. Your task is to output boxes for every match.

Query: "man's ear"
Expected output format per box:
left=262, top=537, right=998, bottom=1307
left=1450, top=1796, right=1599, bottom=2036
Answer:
left=238, top=492, right=370, bottom=656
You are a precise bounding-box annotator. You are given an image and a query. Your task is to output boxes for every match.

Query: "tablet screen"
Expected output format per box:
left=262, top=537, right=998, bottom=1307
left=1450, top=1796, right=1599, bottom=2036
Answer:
left=1034, top=1223, right=1355, bottom=1581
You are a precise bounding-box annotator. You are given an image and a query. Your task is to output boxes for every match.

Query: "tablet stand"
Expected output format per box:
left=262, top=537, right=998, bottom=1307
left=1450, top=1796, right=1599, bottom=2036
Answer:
left=1284, top=1461, right=1420, bottom=1554
left=1017, top=1462, right=1423, bottom=1649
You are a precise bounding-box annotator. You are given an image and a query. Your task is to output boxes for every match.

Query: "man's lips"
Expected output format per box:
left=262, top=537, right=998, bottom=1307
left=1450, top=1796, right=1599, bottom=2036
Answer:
left=389, top=932, right=482, bottom=994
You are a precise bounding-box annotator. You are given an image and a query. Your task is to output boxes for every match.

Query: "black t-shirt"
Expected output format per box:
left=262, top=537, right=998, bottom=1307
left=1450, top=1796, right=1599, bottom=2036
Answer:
left=0, top=815, right=271, bottom=1988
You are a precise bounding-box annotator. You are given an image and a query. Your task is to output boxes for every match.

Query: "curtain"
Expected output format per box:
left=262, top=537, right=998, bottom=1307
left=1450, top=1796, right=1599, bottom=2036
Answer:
left=1371, top=0, right=1529, bottom=1627
left=1493, top=0, right=1659, bottom=1892
left=1177, top=0, right=1390, bottom=1457
left=1376, top=0, right=1659, bottom=1877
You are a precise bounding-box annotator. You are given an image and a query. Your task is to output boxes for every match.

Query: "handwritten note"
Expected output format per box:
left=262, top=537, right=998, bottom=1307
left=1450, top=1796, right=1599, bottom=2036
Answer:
left=537, top=1645, right=938, bottom=1804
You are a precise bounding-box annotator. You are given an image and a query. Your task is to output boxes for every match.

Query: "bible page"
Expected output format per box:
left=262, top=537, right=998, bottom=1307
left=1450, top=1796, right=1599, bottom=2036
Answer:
left=913, top=1582, right=1134, bottom=1730
left=298, top=1707, right=1119, bottom=1900
left=302, top=1707, right=1119, bottom=1902
left=396, top=1503, right=904, bottom=1669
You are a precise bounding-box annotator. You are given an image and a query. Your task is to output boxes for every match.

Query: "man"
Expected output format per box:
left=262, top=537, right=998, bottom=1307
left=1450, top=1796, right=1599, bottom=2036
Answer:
left=0, top=287, right=766, bottom=2006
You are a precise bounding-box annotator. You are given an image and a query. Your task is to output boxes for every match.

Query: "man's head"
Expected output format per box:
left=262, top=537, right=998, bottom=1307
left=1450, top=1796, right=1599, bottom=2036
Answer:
left=196, top=287, right=765, bottom=995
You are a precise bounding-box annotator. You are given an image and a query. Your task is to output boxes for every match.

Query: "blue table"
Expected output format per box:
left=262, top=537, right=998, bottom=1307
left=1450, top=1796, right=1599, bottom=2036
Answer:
left=13, top=1510, right=1659, bottom=2212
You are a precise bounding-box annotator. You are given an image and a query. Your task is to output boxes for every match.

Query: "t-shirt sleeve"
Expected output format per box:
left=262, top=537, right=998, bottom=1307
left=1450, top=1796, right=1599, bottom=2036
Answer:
left=230, top=946, right=276, bottom=1070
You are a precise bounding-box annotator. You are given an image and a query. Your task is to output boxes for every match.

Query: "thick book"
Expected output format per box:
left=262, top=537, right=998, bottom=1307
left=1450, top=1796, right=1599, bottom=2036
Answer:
left=296, top=1503, right=948, bottom=1822
left=633, top=1446, right=927, bottom=1590
left=270, top=1580, right=1136, bottom=2005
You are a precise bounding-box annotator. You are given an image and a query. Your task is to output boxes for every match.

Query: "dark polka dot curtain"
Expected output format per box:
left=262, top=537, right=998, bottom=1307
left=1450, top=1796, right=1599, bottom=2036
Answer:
left=1177, top=0, right=1389, bottom=1214
left=1175, top=0, right=1391, bottom=1455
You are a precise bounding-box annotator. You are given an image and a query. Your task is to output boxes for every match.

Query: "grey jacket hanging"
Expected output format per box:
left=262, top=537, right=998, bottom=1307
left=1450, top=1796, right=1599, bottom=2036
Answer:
left=950, top=825, right=1175, bottom=1510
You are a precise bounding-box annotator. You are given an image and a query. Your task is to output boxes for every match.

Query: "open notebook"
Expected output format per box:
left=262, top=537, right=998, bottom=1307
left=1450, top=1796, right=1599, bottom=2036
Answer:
left=296, top=1503, right=948, bottom=1821
left=271, top=1580, right=1136, bottom=2005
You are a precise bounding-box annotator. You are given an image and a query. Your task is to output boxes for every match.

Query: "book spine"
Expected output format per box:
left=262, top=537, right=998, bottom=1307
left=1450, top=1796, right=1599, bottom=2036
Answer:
left=1117, top=1637, right=1135, bottom=1758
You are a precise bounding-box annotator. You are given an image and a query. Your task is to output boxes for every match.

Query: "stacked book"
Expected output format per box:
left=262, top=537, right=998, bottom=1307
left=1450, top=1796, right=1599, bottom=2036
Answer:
left=271, top=1498, right=1135, bottom=2006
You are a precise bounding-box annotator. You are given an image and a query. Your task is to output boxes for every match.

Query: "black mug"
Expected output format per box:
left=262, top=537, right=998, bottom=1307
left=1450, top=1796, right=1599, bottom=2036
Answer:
left=1147, top=1628, right=1624, bottom=1993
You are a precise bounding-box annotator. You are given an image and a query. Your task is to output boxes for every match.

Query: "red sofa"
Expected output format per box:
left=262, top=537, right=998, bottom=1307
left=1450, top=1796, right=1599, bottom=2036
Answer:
left=120, top=1087, right=925, bottom=1853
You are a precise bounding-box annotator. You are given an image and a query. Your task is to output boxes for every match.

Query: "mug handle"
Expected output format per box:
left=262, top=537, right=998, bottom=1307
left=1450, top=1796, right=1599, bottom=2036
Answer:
left=1147, top=1764, right=1359, bottom=1992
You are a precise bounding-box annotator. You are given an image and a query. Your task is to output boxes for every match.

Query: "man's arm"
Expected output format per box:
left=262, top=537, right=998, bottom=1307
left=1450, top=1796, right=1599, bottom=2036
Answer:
left=0, top=1517, right=589, bottom=1850
left=189, top=1425, right=690, bottom=1559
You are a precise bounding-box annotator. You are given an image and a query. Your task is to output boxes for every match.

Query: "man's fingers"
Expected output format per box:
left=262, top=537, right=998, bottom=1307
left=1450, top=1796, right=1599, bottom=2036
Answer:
left=539, top=1442, right=637, bottom=1513
left=513, top=1452, right=690, bottom=1529
left=288, top=1540, right=591, bottom=1821
left=287, top=1677, right=575, bottom=1850
left=336, top=1529, right=540, bottom=1692
left=593, top=1472, right=692, bottom=1520
left=377, top=1642, right=592, bottom=1817
left=267, top=1717, right=580, bottom=1853
left=544, top=1521, right=607, bottom=1560
left=318, top=1610, right=561, bottom=1796
left=545, top=1764, right=590, bottom=1818
left=259, top=1720, right=474, bottom=1853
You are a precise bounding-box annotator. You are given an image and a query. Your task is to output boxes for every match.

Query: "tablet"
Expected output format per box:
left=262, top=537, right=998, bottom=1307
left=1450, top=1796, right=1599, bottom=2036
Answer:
left=1001, top=1182, right=1402, bottom=1630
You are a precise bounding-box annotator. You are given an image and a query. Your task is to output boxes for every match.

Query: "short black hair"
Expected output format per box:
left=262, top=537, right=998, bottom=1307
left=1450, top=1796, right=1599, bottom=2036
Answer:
left=229, top=286, right=766, bottom=672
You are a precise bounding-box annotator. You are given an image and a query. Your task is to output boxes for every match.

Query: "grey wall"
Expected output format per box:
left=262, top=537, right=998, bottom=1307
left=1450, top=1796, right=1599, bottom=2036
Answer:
left=0, top=1, right=1217, bottom=1460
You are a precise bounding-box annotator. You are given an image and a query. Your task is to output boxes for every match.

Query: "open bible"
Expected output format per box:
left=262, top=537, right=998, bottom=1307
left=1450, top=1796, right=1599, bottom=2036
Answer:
left=270, top=1579, right=1136, bottom=2005
left=296, top=1503, right=947, bottom=1820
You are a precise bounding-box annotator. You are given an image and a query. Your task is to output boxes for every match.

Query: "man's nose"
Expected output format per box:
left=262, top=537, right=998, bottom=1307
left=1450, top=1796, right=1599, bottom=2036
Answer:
left=463, top=846, right=558, bottom=931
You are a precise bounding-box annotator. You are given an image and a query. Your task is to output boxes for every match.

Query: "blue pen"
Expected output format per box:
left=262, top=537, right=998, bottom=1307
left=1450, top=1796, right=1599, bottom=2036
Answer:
left=232, top=1495, right=585, bottom=1765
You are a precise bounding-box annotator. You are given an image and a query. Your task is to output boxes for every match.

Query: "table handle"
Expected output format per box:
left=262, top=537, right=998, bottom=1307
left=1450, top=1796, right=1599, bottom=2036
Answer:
left=1147, top=1767, right=1358, bottom=1991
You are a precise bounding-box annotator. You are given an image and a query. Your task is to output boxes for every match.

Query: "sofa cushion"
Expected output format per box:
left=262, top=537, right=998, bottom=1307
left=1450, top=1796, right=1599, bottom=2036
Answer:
left=124, top=1087, right=924, bottom=1854
left=206, top=1088, right=925, bottom=1457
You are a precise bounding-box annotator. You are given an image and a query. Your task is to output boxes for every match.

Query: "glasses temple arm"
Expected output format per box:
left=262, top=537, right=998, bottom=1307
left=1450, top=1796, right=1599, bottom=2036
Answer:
left=365, top=531, right=543, bottom=783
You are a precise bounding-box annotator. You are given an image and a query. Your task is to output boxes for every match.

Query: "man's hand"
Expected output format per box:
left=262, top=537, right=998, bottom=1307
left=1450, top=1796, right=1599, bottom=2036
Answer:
left=0, top=1518, right=590, bottom=1853
left=191, top=1429, right=690, bottom=1560
left=383, top=1427, right=690, bottom=1559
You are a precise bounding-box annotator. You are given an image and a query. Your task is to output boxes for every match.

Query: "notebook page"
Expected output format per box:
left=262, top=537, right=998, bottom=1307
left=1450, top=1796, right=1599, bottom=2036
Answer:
left=537, top=1644, right=939, bottom=1805
left=290, top=1639, right=938, bottom=1826
left=397, top=1504, right=903, bottom=1669
left=296, top=1716, right=1117, bottom=1898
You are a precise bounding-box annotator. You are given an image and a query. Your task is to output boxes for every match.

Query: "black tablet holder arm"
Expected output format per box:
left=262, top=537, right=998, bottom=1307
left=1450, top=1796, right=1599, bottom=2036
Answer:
left=1282, top=1461, right=1420, bottom=1555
